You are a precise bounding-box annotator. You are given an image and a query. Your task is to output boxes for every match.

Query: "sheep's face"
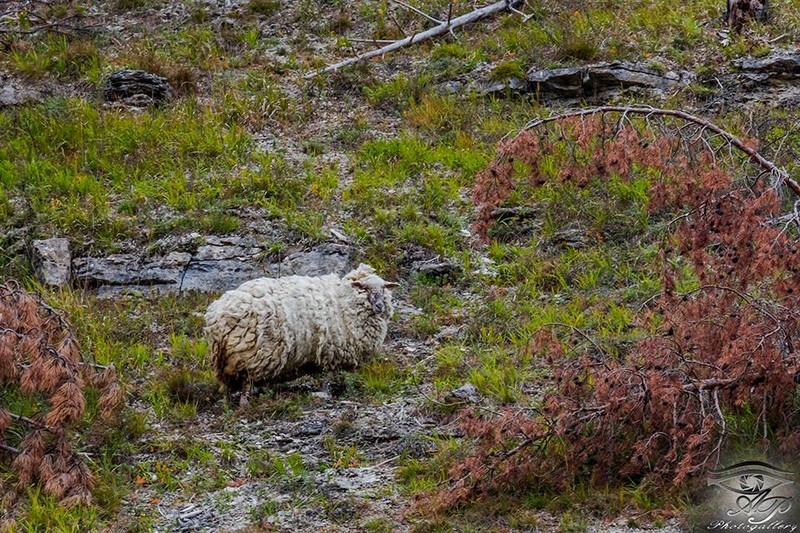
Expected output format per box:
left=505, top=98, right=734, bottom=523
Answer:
left=351, top=278, right=399, bottom=317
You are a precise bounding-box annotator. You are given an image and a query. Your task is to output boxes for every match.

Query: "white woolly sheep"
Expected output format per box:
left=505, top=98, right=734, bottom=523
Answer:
left=204, top=264, right=398, bottom=402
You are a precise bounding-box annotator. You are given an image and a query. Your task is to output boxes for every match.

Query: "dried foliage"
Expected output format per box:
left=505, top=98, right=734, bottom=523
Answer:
left=0, top=282, right=122, bottom=513
left=445, top=108, right=800, bottom=508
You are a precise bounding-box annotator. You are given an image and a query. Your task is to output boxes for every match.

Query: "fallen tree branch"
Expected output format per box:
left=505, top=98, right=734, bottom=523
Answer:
left=8, top=413, right=53, bottom=433
left=0, top=443, right=19, bottom=454
left=518, top=106, right=800, bottom=197
left=307, top=0, right=523, bottom=78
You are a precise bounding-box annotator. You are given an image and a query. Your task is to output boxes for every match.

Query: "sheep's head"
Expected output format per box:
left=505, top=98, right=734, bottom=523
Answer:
left=347, top=265, right=398, bottom=317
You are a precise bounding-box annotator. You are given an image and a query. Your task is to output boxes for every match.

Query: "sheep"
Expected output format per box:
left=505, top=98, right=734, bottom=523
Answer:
left=204, top=264, right=398, bottom=403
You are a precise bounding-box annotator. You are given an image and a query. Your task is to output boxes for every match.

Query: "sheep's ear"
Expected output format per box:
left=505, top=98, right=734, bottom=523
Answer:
left=383, top=282, right=399, bottom=289
left=351, top=280, right=368, bottom=290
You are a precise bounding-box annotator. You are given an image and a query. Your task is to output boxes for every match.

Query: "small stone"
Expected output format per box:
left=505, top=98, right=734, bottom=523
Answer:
left=553, top=222, right=589, bottom=248
left=411, top=257, right=462, bottom=278
left=0, top=80, right=41, bottom=108
left=295, top=419, right=326, bottom=436
left=447, top=383, right=480, bottom=404
left=103, top=69, right=172, bottom=104
left=31, top=238, right=72, bottom=287
left=330, top=228, right=350, bottom=243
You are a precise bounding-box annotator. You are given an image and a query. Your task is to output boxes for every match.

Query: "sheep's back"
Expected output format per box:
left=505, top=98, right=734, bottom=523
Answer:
left=233, top=275, right=355, bottom=377
left=207, top=273, right=386, bottom=384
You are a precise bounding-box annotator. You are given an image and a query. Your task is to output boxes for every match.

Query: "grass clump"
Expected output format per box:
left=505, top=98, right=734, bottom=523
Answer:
left=489, top=59, right=526, bottom=81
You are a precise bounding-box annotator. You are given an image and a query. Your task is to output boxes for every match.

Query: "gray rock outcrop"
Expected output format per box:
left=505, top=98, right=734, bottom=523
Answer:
left=71, top=237, right=353, bottom=297
left=31, top=238, right=72, bottom=287
left=734, top=51, right=800, bottom=82
left=526, top=61, right=690, bottom=99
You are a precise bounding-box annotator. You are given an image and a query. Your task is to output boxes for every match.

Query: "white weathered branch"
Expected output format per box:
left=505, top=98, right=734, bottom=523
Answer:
left=307, top=0, right=523, bottom=78
left=349, top=38, right=398, bottom=44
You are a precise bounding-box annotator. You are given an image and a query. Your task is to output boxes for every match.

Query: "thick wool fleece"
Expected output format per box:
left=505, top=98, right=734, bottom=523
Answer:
left=204, top=264, right=394, bottom=394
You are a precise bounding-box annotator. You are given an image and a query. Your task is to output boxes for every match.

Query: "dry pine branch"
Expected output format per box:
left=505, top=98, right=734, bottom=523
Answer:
left=0, top=283, right=123, bottom=509
left=519, top=106, right=800, bottom=197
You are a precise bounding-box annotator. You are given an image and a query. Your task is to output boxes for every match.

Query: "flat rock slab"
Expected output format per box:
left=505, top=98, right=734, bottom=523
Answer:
left=266, top=243, right=351, bottom=278
left=734, top=50, right=800, bottom=82
left=180, top=259, right=266, bottom=293
left=0, top=78, right=42, bottom=107
left=525, top=61, right=690, bottom=99
left=72, top=237, right=353, bottom=297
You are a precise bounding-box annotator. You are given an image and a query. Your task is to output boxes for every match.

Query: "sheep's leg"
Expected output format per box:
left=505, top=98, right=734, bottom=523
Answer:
left=239, top=377, right=254, bottom=407
left=223, top=372, right=248, bottom=407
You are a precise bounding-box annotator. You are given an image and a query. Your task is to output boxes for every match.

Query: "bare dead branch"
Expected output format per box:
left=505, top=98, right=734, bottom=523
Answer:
left=349, top=38, right=398, bottom=44
left=0, top=443, right=19, bottom=454
left=536, top=322, right=607, bottom=358
left=8, top=413, right=53, bottom=433
left=307, top=0, right=523, bottom=78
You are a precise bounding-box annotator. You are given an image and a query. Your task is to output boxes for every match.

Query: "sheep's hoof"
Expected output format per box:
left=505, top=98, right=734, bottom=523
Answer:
left=225, top=390, right=244, bottom=408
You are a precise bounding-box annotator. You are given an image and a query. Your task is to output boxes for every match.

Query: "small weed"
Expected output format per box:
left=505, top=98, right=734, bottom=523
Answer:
left=357, top=359, right=404, bottom=397
left=364, top=73, right=432, bottom=109
left=13, top=488, right=102, bottom=531
left=246, top=449, right=275, bottom=478
left=250, top=500, right=280, bottom=525
left=490, top=60, right=526, bottom=81
left=219, top=442, right=238, bottom=466
left=163, top=367, right=221, bottom=410
left=323, top=435, right=364, bottom=469
left=247, top=0, right=281, bottom=17
left=558, top=511, right=588, bottom=533
left=6, top=36, right=103, bottom=81
left=114, top=0, right=159, bottom=11
left=363, top=517, right=395, bottom=533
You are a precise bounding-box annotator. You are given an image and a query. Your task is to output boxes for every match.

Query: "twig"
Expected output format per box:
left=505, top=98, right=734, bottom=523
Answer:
left=682, top=376, right=739, bottom=392
left=445, top=0, right=459, bottom=40
left=537, top=322, right=607, bottom=358
left=365, top=455, right=402, bottom=469
left=8, top=412, right=53, bottom=432
left=307, top=0, right=522, bottom=77
left=507, top=4, right=536, bottom=22
left=0, top=443, right=19, bottom=454
left=349, top=38, right=398, bottom=44
left=390, top=0, right=443, bottom=24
